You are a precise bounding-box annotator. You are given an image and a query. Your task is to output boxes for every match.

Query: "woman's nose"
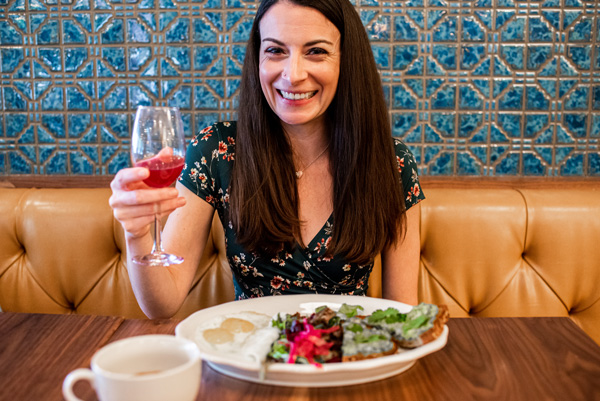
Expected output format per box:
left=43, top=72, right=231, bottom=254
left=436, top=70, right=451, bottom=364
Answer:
left=281, top=54, right=307, bottom=84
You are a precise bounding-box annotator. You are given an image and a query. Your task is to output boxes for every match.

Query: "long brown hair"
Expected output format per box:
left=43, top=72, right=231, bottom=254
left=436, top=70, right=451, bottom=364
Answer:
left=230, top=0, right=406, bottom=264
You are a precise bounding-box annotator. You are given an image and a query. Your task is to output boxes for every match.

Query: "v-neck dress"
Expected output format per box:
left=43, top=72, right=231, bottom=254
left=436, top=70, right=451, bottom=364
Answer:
left=179, top=121, right=425, bottom=300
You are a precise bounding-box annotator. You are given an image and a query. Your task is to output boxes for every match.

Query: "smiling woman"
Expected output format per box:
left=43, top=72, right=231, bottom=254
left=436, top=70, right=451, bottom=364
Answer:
left=108, top=0, right=425, bottom=319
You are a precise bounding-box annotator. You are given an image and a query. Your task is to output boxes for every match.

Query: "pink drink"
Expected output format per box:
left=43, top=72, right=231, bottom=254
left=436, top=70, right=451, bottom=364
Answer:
left=135, top=155, right=185, bottom=188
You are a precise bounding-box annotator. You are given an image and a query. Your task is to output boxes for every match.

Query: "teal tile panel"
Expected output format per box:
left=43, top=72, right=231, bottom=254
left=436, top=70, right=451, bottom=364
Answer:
left=0, top=0, right=598, bottom=176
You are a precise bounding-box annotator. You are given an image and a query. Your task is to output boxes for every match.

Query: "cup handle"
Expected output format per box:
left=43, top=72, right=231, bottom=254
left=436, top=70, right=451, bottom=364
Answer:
left=62, top=368, right=95, bottom=401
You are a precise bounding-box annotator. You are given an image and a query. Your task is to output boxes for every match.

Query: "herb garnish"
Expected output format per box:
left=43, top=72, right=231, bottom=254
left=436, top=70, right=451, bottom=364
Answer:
left=338, top=304, right=364, bottom=318
left=402, top=315, right=428, bottom=334
left=367, top=307, right=407, bottom=324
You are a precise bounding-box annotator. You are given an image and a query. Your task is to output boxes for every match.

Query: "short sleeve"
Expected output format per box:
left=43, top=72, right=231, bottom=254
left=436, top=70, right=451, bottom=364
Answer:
left=393, top=138, right=425, bottom=209
left=178, top=124, right=221, bottom=207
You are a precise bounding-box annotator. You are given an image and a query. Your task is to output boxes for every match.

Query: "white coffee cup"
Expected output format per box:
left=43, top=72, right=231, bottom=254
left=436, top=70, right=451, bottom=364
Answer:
left=63, top=335, right=201, bottom=401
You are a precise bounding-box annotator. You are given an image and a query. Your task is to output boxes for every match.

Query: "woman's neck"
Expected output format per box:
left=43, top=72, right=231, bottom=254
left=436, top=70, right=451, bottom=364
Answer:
left=282, top=121, right=329, bottom=167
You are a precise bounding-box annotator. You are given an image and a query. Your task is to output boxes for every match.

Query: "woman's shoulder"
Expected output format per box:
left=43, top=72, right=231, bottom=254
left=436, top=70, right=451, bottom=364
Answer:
left=188, top=121, right=237, bottom=149
left=194, top=121, right=237, bottom=139
left=392, top=137, right=425, bottom=206
left=392, top=137, right=418, bottom=165
left=213, top=120, right=237, bottom=133
left=180, top=121, right=237, bottom=199
left=392, top=137, right=411, bottom=152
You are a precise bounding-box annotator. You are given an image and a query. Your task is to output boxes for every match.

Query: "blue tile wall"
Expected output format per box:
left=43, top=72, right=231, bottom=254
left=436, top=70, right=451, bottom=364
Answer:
left=0, top=0, right=599, bottom=177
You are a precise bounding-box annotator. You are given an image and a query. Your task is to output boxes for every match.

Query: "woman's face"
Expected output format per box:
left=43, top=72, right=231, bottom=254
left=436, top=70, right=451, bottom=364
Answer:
left=258, top=1, right=341, bottom=130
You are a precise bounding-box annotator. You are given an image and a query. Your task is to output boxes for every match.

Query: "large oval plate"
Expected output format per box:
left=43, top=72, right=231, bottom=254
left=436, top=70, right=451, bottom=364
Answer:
left=175, top=294, right=449, bottom=387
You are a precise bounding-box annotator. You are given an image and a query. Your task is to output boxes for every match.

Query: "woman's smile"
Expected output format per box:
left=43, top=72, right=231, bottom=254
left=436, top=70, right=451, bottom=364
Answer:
left=278, top=90, right=318, bottom=101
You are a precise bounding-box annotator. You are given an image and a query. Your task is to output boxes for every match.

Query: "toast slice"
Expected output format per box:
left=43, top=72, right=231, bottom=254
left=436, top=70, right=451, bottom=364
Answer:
left=341, top=317, right=398, bottom=362
left=391, top=303, right=449, bottom=348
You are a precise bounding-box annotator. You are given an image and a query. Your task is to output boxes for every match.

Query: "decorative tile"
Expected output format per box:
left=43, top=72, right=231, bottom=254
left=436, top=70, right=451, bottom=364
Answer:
left=0, top=0, right=599, bottom=177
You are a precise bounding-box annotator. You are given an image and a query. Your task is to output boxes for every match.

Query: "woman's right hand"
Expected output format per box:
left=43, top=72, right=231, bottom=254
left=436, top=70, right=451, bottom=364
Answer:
left=109, top=167, right=186, bottom=239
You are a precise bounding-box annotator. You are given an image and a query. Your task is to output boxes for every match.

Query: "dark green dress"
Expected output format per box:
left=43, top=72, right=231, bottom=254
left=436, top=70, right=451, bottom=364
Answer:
left=179, top=122, right=425, bottom=300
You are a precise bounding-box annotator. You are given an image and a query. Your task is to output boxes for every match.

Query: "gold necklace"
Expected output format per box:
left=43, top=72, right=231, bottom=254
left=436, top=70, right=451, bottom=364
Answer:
left=296, top=145, right=329, bottom=178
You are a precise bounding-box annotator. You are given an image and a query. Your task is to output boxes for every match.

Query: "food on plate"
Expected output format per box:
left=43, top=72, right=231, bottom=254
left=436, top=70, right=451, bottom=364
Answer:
left=267, top=306, right=343, bottom=365
left=341, top=316, right=397, bottom=362
left=366, top=303, right=450, bottom=349
left=192, top=303, right=448, bottom=368
left=194, top=311, right=279, bottom=362
left=267, top=302, right=449, bottom=366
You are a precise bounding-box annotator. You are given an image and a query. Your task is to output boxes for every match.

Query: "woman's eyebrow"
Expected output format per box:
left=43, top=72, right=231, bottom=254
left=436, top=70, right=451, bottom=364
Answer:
left=261, top=37, right=334, bottom=46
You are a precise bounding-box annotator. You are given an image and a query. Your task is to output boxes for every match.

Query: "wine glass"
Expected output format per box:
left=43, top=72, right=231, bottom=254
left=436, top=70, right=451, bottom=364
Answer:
left=130, top=106, right=186, bottom=266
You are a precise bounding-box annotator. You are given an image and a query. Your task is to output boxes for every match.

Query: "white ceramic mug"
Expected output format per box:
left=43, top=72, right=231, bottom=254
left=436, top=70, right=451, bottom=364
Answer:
left=63, top=335, right=201, bottom=401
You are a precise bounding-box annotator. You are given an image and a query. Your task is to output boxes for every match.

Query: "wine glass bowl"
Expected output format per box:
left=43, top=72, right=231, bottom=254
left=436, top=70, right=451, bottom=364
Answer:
left=130, top=106, right=186, bottom=266
left=134, top=147, right=185, bottom=188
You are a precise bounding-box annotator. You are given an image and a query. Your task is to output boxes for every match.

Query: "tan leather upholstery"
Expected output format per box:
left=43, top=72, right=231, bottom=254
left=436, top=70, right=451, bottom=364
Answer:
left=1, top=186, right=599, bottom=345
left=0, top=188, right=233, bottom=319
left=419, top=187, right=600, bottom=345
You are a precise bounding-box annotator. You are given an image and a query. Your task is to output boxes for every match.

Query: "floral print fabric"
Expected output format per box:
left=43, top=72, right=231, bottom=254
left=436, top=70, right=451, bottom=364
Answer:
left=179, top=122, right=425, bottom=300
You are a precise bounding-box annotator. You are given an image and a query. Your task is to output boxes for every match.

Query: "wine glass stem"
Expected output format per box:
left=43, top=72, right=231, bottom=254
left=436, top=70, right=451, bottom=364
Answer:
left=152, top=214, right=162, bottom=253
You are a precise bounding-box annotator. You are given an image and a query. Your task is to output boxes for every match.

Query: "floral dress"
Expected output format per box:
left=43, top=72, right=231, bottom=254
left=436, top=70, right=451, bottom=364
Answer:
left=179, top=122, right=425, bottom=300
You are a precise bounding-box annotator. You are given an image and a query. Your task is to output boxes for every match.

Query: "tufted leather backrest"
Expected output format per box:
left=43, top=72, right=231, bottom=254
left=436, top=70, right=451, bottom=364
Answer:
left=418, top=187, right=600, bottom=345
left=0, top=188, right=234, bottom=319
left=0, top=186, right=599, bottom=344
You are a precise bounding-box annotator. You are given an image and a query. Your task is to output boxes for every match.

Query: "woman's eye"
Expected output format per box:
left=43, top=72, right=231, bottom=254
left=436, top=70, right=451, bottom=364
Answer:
left=308, top=48, right=328, bottom=56
left=265, top=47, right=284, bottom=55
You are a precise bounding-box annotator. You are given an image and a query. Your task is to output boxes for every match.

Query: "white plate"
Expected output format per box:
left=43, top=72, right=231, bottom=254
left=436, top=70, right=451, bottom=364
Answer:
left=175, top=294, right=449, bottom=387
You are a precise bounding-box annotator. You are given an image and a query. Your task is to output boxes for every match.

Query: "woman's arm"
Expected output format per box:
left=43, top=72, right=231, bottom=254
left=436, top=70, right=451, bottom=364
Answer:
left=381, top=202, right=421, bottom=305
left=110, top=168, right=215, bottom=319
left=126, top=182, right=215, bottom=319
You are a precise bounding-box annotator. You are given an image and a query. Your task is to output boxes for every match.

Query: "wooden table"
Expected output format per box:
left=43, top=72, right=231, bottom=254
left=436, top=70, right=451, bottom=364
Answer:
left=1, top=313, right=599, bottom=401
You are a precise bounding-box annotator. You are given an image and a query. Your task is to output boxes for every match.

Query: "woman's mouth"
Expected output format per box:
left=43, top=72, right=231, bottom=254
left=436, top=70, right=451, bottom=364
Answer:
left=278, top=90, right=317, bottom=100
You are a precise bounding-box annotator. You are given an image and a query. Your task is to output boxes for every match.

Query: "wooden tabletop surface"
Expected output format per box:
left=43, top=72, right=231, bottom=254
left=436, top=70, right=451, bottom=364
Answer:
left=1, top=312, right=599, bottom=401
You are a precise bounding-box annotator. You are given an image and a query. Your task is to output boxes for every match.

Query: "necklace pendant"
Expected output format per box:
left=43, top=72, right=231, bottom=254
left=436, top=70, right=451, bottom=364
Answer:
left=296, top=171, right=303, bottom=178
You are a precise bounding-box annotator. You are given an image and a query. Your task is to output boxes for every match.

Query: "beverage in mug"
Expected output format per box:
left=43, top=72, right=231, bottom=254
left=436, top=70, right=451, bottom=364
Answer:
left=63, top=335, right=201, bottom=401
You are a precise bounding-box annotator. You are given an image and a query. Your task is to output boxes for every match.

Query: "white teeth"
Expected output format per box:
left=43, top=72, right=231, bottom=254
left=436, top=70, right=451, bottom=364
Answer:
left=280, top=90, right=316, bottom=100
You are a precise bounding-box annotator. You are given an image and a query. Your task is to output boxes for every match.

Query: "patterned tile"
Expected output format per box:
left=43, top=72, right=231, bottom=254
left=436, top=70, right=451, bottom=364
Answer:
left=0, top=0, right=598, bottom=177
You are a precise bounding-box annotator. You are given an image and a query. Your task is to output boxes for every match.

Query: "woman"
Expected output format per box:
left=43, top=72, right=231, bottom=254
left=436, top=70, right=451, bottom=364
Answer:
left=109, top=0, right=425, bottom=319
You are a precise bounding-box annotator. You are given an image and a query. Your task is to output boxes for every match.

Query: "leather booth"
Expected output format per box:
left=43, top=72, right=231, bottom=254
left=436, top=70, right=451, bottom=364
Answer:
left=1, top=184, right=599, bottom=345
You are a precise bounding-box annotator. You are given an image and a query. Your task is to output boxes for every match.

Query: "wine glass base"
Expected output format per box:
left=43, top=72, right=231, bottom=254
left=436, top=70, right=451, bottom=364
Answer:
left=132, top=252, right=184, bottom=266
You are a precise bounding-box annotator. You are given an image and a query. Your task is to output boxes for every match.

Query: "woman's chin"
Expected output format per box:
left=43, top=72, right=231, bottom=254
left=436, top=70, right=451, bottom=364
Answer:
left=276, top=113, right=327, bottom=130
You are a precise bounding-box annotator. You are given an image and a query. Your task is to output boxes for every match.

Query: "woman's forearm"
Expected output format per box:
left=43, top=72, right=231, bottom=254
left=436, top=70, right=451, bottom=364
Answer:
left=124, top=185, right=215, bottom=319
left=125, top=233, right=188, bottom=319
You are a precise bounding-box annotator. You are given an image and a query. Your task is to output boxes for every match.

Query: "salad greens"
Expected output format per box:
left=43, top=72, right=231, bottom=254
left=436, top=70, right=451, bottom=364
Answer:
left=267, top=302, right=443, bottom=366
left=338, top=304, right=364, bottom=318
left=402, top=314, right=429, bottom=334
left=367, top=307, right=408, bottom=324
